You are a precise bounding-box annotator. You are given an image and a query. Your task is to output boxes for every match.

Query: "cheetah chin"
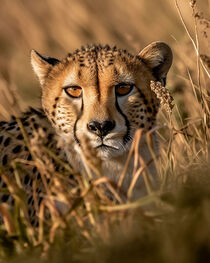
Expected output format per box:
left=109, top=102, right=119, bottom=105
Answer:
left=94, top=140, right=128, bottom=159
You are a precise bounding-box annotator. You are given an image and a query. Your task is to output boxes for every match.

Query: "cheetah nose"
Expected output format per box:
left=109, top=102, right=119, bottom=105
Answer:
left=87, top=120, right=115, bottom=137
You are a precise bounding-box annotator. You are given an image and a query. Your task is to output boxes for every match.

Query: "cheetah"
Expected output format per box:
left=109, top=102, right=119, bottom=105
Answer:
left=0, top=42, right=173, bottom=224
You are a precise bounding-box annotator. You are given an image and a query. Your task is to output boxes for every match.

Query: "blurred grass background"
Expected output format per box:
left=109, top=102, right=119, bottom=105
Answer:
left=0, top=0, right=210, bottom=262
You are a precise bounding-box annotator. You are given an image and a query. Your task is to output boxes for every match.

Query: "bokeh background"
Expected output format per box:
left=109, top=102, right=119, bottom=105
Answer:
left=0, top=0, right=209, bottom=109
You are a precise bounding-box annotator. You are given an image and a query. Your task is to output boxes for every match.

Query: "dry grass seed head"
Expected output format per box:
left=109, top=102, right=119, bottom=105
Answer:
left=150, top=80, right=174, bottom=113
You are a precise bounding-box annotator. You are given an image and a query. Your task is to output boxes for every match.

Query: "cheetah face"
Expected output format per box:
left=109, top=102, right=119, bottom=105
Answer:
left=31, top=42, right=172, bottom=160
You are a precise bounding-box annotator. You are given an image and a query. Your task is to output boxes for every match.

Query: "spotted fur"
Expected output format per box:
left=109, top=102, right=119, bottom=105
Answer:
left=0, top=42, right=172, bottom=224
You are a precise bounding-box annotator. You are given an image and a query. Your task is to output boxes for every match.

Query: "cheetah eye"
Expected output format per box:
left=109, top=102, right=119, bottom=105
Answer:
left=115, top=83, right=134, bottom=97
left=64, top=86, right=82, bottom=98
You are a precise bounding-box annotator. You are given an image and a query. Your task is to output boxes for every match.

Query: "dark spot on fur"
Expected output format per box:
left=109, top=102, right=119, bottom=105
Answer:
left=38, top=197, right=43, bottom=206
left=23, top=121, right=29, bottom=127
left=4, top=137, right=11, bottom=147
left=16, top=134, right=23, bottom=140
left=52, top=112, right=55, bottom=117
left=144, top=99, right=148, bottom=105
left=2, top=155, right=8, bottom=165
left=51, top=119, right=56, bottom=124
left=9, top=121, right=17, bottom=126
left=24, top=175, right=30, bottom=185
left=21, top=117, right=28, bottom=122
left=140, top=123, right=144, bottom=128
left=0, top=121, right=6, bottom=125
left=69, top=174, right=74, bottom=180
left=12, top=145, right=22, bottom=153
left=29, top=179, right=33, bottom=187
left=24, top=146, right=28, bottom=151
left=53, top=104, right=57, bottom=109
left=140, top=116, right=144, bottom=120
left=37, top=173, right=41, bottom=180
left=0, top=136, right=3, bottom=144
left=2, top=194, right=9, bottom=202
left=6, top=126, right=15, bottom=131
left=147, top=106, right=152, bottom=113
left=27, top=154, right=32, bottom=161
left=28, top=195, right=33, bottom=205
left=34, top=123, right=39, bottom=129
left=47, top=133, right=53, bottom=141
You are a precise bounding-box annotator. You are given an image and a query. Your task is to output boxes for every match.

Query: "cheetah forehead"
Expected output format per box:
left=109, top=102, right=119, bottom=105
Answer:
left=65, top=44, right=137, bottom=67
left=59, top=44, right=139, bottom=88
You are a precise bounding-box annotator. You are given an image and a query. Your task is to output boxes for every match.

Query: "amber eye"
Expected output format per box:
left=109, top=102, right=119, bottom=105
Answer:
left=115, top=84, right=134, bottom=96
left=64, top=86, right=82, bottom=98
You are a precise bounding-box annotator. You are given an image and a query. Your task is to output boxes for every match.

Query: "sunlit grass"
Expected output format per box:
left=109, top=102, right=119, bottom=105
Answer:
left=0, top=0, right=209, bottom=262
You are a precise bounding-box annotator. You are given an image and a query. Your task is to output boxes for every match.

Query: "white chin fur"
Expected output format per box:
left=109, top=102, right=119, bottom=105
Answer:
left=74, top=138, right=129, bottom=160
left=96, top=146, right=124, bottom=160
left=94, top=138, right=128, bottom=159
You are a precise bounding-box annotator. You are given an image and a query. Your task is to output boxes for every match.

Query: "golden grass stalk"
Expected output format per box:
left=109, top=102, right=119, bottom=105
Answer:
left=175, top=0, right=210, bottom=78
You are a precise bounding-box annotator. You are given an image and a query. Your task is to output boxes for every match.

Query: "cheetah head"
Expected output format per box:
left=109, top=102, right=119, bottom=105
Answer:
left=31, top=42, right=172, bottom=161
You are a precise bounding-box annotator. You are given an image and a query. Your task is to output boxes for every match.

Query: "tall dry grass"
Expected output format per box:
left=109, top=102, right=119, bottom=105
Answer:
left=0, top=0, right=209, bottom=262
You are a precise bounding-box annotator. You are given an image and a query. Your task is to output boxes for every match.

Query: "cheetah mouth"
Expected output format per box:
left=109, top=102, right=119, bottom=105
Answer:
left=95, top=144, right=118, bottom=150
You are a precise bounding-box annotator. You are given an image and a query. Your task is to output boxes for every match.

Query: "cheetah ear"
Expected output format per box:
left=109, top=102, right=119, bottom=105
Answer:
left=138, top=42, right=173, bottom=86
left=30, top=50, right=60, bottom=86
